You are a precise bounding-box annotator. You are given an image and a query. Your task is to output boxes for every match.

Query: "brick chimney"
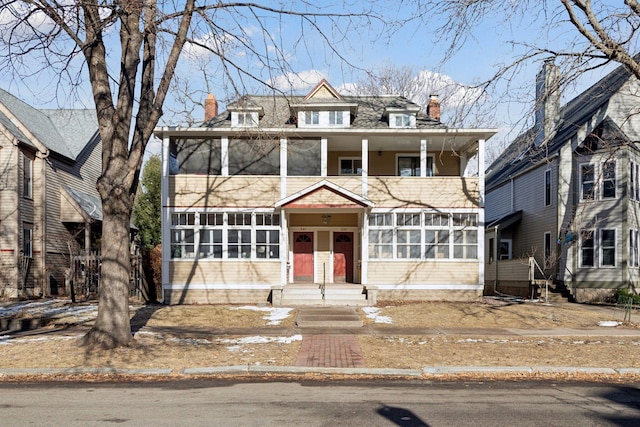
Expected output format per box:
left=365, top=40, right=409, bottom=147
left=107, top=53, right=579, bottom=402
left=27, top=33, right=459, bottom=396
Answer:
left=204, top=94, right=218, bottom=121
left=427, top=94, right=441, bottom=121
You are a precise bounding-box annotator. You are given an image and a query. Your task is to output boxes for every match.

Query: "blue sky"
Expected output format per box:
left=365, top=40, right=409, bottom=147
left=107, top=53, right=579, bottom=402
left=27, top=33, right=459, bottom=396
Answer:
left=0, top=1, right=622, bottom=162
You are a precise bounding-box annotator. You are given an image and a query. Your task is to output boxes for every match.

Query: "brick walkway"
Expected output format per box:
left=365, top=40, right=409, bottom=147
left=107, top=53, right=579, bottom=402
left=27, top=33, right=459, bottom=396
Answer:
left=295, top=334, right=365, bottom=368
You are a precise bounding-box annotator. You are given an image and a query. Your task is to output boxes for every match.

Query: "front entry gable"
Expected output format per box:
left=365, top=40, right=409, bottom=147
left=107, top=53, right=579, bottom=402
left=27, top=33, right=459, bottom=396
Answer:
left=275, top=180, right=374, bottom=209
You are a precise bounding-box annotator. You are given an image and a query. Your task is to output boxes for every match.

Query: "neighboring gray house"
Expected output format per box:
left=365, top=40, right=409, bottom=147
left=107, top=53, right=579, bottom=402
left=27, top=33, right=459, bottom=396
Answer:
left=0, top=89, right=102, bottom=298
left=485, top=59, right=640, bottom=302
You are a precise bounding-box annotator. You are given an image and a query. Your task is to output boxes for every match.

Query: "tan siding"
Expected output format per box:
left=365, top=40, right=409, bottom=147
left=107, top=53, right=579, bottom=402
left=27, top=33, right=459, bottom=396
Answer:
left=316, top=231, right=330, bottom=281
left=432, top=152, right=460, bottom=176
left=367, top=261, right=478, bottom=285
left=169, top=260, right=281, bottom=285
left=286, top=177, right=361, bottom=196
left=328, top=150, right=461, bottom=176
left=170, top=175, right=280, bottom=207
left=368, top=177, right=479, bottom=208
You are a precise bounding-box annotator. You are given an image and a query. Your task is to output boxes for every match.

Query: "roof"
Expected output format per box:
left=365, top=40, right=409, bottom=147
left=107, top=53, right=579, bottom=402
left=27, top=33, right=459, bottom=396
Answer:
left=203, top=94, right=447, bottom=130
left=63, top=185, right=103, bottom=221
left=486, top=210, right=522, bottom=229
left=0, top=89, right=98, bottom=160
left=486, top=60, right=637, bottom=190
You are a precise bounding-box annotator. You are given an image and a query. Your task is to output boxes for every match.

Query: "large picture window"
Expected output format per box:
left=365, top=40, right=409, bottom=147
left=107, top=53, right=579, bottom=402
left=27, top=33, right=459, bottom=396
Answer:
left=368, top=211, right=478, bottom=260
left=170, top=212, right=280, bottom=260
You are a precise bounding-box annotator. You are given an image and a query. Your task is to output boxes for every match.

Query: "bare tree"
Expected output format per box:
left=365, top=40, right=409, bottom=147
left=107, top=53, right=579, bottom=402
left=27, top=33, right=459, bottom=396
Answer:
left=0, top=1, right=390, bottom=348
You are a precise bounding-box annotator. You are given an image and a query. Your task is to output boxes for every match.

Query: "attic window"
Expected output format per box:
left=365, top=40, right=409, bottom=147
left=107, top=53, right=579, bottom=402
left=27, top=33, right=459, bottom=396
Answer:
left=232, top=111, right=258, bottom=127
left=390, top=113, right=415, bottom=128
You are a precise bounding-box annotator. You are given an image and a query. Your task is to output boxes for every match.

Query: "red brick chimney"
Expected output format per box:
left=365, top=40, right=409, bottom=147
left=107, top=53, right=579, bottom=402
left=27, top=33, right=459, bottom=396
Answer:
left=204, top=94, right=218, bottom=121
left=427, top=94, right=440, bottom=121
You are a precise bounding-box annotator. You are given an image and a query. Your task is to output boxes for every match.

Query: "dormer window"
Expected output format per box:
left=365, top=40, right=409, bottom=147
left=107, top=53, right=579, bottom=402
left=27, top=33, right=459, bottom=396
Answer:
left=329, top=110, right=344, bottom=125
left=304, top=111, right=319, bottom=125
left=391, top=113, right=415, bottom=128
left=232, top=111, right=258, bottom=127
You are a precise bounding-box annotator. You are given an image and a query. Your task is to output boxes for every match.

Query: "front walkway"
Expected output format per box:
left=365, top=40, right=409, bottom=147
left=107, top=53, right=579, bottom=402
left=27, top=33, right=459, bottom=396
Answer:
left=295, top=335, right=365, bottom=368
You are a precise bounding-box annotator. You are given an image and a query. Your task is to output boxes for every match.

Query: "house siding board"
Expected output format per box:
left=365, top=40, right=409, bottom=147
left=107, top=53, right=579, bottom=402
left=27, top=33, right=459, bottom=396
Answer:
left=169, top=260, right=280, bottom=285
left=169, top=175, right=281, bottom=207
left=367, top=261, right=478, bottom=285
left=485, top=181, right=513, bottom=222
left=368, top=177, right=479, bottom=208
left=0, top=139, right=18, bottom=296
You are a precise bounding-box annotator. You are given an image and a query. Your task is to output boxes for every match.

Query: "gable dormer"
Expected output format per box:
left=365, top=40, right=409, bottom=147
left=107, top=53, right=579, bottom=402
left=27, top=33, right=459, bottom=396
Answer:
left=228, top=97, right=264, bottom=127
left=290, top=79, right=358, bottom=128
left=385, top=102, right=421, bottom=129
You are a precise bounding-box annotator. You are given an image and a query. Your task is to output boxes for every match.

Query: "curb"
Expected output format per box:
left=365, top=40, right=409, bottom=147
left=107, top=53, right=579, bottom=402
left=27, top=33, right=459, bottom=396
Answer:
left=1, top=366, right=639, bottom=378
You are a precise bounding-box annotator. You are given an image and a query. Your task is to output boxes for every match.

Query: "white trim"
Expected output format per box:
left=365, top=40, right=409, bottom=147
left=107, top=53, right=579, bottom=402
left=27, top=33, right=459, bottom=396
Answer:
left=420, top=139, right=427, bottom=178
left=275, top=179, right=374, bottom=208
left=337, top=156, right=362, bottom=176
left=161, top=131, right=171, bottom=302
left=321, top=137, right=327, bottom=177
left=361, top=138, right=368, bottom=197
left=221, top=136, right=229, bottom=176
left=280, top=138, right=287, bottom=199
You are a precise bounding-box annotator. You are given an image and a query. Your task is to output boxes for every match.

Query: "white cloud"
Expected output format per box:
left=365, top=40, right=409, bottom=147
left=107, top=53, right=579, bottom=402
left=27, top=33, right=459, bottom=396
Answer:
left=269, top=70, right=327, bottom=92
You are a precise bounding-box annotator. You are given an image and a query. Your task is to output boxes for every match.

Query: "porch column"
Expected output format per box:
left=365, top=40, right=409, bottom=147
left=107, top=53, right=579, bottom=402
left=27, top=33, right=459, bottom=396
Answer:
left=280, top=211, right=288, bottom=284
left=280, top=138, right=287, bottom=199
left=361, top=210, right=369, bottom=284
left=361, top=138, right=368, bottom=197
left=84, top=222, right=91, bottom=253
left=420, top=139, right=427, bottom=177
left=321, top=137, right=327, bottom=177
left=221, top=136, right=229, bottom=176
left=160, top=130, right=170, bottom=302
left=478, top=139, right=486, bottom=290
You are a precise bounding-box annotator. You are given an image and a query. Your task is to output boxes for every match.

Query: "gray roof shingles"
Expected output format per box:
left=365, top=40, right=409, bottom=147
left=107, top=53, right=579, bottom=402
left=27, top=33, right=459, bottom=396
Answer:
left=203, top=94, right=446, bottom=130
left=486, top=59, right=636, bottom=190
left=0, top=88, right=98, bottom=160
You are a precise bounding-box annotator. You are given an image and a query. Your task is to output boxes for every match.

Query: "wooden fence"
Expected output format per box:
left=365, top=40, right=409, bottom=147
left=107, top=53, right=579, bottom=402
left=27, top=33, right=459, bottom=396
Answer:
left=69, top=250, right=143, bottom=301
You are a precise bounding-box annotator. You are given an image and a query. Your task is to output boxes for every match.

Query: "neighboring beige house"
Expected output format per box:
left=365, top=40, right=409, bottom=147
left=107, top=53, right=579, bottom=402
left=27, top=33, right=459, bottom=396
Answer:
left=485, top=60, right=640, bottom=302
left=157, top=80, right=496, bottom=305
left=0, top=89, right=102, bottom=298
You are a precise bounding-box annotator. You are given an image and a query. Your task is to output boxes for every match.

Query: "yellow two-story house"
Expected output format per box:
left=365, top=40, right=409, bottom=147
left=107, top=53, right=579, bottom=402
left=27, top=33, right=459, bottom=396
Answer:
left=157, top=80, right=496, bottom=305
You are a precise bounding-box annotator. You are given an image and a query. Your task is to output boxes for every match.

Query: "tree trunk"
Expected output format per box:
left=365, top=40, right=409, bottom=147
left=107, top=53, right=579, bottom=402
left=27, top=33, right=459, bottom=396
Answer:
left=81, top=188, right=133, bottom=349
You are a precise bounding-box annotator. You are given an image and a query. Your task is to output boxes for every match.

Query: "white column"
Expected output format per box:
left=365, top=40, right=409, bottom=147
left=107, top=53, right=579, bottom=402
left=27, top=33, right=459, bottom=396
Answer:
left=420, top=139, right=427, bottom=177
left=280, top=138, right=287, bottom=199
left=321, top=137, right=327, bottom=177
left=361, top=210, right=369, bottom=284
left=161, top=130, right=170, bottom=303
left=280, top=211, right=288, bottom=284
left=221, top=136, right=229, bottom=176
left=478, top=139, right=486, bottom=290
left=362, top=138, right=368, bottom=196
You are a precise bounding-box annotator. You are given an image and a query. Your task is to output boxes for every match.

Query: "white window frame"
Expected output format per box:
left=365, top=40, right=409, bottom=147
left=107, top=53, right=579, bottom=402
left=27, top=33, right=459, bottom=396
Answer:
left=630, top=229, right=639, bottom=268
left=255, top=213, right=280, bottom=259
left=631, top=161, right=640, bottom=201
left=452, top=213, right=478, bottom=260
left=368, top=213, right=393, bottom=259
left=198, top=213, right=224, bottom=259
left=424, top=212, right=451, bottom=259
left=397, top=154, right=433, bottom=177
left=328, top=110, right=344, bottom=125
left=338, top=157, right=362, bottom=176
left=579, top=229, right=596, bottom=268
left=170, top=213, right=196, bottom=259
left=23, top=154, right=32, bottom=199
left=22, top=223, right=33, bottom=258
left=600, top=228, right=616, bottom=267
left=544, top=169, right=552, bottom=206
left=396, top=212, right=421, bottom=259
left=499, top=239, right=512, bottom=260
left=232, top=111, right=258, bottom=127
left=602, top=160, right=616, bottom=199
left=580, top=163, right=596, bottom=201
left=390, top=113, right=414, bottom=128
left=304, top=110, right=319, bottom=125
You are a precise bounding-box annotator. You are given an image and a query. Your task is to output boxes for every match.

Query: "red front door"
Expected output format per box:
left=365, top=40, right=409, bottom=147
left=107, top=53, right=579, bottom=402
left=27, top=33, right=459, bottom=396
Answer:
left=293, top=232, right=314, bottom=282
left=333, top=232, right=354, bottom=283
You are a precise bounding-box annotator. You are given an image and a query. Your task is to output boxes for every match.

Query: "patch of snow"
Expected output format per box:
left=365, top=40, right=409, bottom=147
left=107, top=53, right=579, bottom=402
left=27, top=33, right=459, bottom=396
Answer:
left=219, top=334, right=303, bottom=345
left=361, top=307, right=393, bottom=324
left=597, top=320, right=621, bottom=327
left=0, top=334, right=82, bottom=345
left=230, top=306, right=294, bottom=325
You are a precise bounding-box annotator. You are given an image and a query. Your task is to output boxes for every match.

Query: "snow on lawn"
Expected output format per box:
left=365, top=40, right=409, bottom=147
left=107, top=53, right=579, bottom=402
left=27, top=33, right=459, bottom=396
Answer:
left=221, top=335, right=303, bottom=352
left=230, top=306, right=294, bottom=325
left=361, top=307, right=393, bottom=324
left=0, top=300, right=103, bottom=323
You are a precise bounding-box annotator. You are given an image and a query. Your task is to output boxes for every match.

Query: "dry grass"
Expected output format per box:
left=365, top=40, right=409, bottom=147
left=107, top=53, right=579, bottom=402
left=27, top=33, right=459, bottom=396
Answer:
left=0, top=300, right=638, bottom=374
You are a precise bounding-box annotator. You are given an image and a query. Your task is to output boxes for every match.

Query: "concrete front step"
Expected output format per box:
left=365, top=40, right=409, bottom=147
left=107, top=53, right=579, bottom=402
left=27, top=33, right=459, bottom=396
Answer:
left=295, top=307, right=363, bottom=328
left=280, top=284, right=369, bottom=306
